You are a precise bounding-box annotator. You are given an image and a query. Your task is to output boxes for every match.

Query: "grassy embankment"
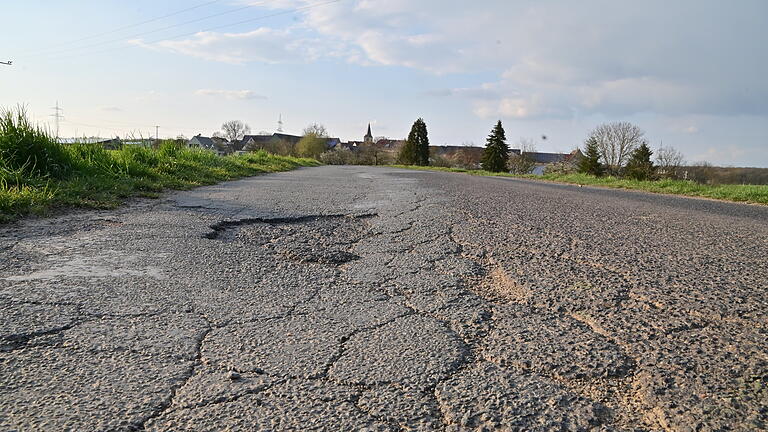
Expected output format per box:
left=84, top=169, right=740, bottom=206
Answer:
left=0, top=108, right=319, bottom=222
left=392, top=165, right=768, bottom=205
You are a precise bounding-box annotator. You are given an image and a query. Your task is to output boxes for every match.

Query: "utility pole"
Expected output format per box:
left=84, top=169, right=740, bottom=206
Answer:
left=50, top=101, right=64, bottom=140
left=155, top=125, right=159, bottom=141
left=277, top=114, right=284, bottom=133
left=0, top=61, right=12, bottom=66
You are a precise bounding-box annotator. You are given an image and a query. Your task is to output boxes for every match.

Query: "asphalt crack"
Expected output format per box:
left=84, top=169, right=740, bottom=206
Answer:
left=131, top=313, right=214, bottom=431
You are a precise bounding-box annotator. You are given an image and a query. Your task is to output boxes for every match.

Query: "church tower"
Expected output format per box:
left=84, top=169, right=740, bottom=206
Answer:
left=364, top=123, right=373, bottom=144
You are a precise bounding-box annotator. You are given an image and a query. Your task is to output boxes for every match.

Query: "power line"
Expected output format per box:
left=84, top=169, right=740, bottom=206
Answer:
left=62, top=118, right=219, bottom=136
left=22, top=0, right=272, bottom=60
left=40, top=0, right=343, bottom=63
left=66, top=116, right=208, bottom=131
left=147, top=0, right=342, bottom=44
left=23, top=0, right=222, bottom=56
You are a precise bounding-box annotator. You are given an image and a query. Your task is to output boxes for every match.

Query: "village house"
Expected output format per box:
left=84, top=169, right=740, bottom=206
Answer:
left=188, top=134, right=233, bottom=156
left=188, top=124, right=580, bottom=174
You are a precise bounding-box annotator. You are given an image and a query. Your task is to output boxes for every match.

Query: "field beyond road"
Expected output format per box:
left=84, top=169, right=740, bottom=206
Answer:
left=1, top=166, right=766, bottom=430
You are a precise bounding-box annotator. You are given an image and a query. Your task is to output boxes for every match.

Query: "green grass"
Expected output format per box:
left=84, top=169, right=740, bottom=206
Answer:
left=0, top=107, right=319, bottom=222
left=391, top=165, right=768, bottom=205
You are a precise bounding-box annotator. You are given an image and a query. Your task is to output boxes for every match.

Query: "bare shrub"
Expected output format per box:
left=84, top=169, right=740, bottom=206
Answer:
left=320, top=149, right=356, bottom=165
left=656, top=146, right=685, bottom=179
left=508, top=138, right=536, bottom=174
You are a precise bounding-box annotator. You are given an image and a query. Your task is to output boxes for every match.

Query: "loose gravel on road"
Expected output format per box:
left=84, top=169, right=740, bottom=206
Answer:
left=1, top=166, right=766, bottom=431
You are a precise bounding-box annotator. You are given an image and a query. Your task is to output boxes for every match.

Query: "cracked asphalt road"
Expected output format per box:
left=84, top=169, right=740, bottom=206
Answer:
left=1, top=165, right=766, bottom=431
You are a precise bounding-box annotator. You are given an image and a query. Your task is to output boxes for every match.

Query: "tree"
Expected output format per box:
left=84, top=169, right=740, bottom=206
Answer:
left=398, top=118, right=430, bottom=165
left=655, top=145, right=685, bottom=179
left=578, top=137, right=604, bottom=176
left=689, top=161, right=716, bottom=184
left=481, top=120, right=510, bottom=172
left=454, top=142, right=481, bottom=169
left=357, top=145, right=390, bottom=166
left=220, top=120, right=251, bottom=142
left=296, top=135, right=327, bottom=158
left=296, top=123, right=330, bottom=159
left=624, top=143, right=656, bottom=180
left=303, top=123, right=328, bottom=138
left=587, top=122, right=647, bottom=175
left=507, top=137, right=535, bottom=174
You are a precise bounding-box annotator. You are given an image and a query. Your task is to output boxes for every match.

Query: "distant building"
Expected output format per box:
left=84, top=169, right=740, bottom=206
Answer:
left=325, top=137, right=342, bottom=149
left=364, top=123, right=373, bottom=144
left=375, top=139, right=406, bottom=150
left=188, top=134, right=233, bottom=156
left=273, top=133, right=303, bottom=147
left=237, top=135, right=272, bottom=151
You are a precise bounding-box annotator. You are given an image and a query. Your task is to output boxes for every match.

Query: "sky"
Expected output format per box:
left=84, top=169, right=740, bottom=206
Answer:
left=2, top=0, right=767, bottom=167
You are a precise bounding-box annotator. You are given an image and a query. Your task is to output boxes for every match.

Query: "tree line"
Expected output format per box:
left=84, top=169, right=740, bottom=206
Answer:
left=397, top=117, right=700, bottom=183
left=212, top=117, right=767, bottom=185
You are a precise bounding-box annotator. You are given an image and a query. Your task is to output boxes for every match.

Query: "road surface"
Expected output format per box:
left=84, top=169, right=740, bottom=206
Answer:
left=1, top=166, right=766, bottom=431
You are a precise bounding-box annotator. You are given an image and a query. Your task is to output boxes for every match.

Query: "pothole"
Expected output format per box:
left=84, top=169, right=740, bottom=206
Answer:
left=203, top=214, right=375, bottom=265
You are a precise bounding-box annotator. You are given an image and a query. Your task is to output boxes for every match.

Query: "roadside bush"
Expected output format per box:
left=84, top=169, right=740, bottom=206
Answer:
left=0, top=106, right=72, bottom=179
left=65, top=143, right=118, bottom=175
left=507, top=153, right=535, bottom=174
left=430, top=154, right=453, bottom=168
left=157, top=140, right=184, bottom=158
left=320, top=149, right=357, bottom=165
left=296, top=134, right=327, bottom=159
left=545, top=160, right=578, bottom=175
left=121, top=145, right=161, bottom=168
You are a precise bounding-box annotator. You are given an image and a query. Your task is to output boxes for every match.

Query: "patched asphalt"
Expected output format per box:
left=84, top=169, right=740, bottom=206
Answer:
left=1, top=165, right=766, bottom=431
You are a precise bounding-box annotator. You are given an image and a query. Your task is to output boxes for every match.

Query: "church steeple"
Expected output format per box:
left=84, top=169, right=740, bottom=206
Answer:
left=364, top=123, right=373, bottom=143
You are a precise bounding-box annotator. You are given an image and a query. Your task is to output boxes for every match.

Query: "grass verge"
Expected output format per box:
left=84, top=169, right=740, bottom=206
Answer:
left=0, top=107, right=319, bottom=223
left=390, top=165, right=768, bottom=205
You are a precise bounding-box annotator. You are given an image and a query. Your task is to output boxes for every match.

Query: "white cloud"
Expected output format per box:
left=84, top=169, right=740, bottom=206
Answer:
left=194, top=89, right=267, bottom=100
left=139, top=1, right=768, bottom=119
left=131, top=28, right=336, bottom=65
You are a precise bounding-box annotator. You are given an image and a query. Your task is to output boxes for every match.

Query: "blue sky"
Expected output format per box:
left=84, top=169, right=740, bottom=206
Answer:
left=2, top=0, right=767, bottom=166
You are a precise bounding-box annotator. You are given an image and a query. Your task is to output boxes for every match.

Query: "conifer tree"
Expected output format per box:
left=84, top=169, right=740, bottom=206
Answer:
left=624, top=143, right=656, bottom=180
left=481, top=120, right=509, bottom=172
left=578, top=137, right=604, bottom=177
left=398, top=118, right=430, bottom=165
